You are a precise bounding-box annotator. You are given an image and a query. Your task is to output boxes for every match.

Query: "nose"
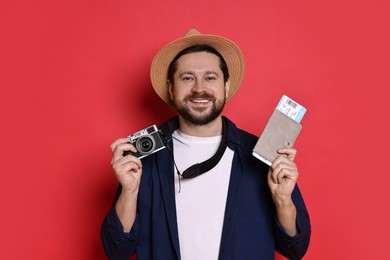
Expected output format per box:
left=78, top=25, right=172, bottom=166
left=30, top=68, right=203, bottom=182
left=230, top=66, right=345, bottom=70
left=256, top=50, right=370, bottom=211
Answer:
left=191, top=78, right=206, bottom=93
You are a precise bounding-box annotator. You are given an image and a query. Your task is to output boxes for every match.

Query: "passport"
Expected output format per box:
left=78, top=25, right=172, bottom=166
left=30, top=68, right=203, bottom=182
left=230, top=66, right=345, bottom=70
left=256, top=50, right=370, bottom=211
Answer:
left=252, top=95, right=306, bottom=166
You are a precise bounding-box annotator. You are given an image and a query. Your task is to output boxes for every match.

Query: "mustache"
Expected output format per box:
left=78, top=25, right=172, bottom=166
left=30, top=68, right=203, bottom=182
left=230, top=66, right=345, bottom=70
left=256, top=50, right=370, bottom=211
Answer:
left=184, top=93, right=215, bottom=101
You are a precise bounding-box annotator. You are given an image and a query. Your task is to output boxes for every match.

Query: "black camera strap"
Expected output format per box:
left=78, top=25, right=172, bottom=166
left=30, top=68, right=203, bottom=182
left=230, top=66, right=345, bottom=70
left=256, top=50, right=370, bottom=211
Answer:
left=181, top=117, right=228, bottom=179
left=160, top=116, right=228, bottom=179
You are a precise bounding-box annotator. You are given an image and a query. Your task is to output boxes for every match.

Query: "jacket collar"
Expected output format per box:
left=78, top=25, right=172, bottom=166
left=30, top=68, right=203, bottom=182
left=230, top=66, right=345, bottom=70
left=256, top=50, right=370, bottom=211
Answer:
left=159, top=115, right=243, bottom=150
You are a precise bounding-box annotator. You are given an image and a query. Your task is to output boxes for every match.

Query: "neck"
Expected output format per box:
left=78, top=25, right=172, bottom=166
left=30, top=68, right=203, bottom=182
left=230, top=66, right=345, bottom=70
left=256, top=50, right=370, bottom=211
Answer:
left=178, top=115, right=223, bottom=137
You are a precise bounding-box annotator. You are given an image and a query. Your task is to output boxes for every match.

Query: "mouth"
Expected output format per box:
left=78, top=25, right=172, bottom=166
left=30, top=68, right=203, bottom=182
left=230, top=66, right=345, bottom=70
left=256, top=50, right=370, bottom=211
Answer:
left=190, top=98, right=211, bottom=104
left=187, top=94, right=214, bottom=105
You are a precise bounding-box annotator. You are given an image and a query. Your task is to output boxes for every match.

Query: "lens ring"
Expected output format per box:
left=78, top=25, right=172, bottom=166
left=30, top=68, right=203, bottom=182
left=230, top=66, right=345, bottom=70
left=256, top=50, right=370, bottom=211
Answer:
left=136, top=135, right=156, bottom=155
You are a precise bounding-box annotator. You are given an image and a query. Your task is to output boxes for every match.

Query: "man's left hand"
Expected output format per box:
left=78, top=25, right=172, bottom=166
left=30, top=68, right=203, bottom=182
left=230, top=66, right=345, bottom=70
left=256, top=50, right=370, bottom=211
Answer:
left=267, top=148, right=298, bottom=205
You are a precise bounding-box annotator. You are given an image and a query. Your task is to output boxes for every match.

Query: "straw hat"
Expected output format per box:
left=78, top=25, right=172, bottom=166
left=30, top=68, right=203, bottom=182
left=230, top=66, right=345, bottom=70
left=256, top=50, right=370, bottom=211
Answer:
left=150, top=29, right=245, bottom=104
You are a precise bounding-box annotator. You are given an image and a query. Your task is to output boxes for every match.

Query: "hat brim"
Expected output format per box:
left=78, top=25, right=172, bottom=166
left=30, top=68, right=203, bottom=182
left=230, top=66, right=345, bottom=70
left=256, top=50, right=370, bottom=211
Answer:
left=150, top=30, right=245, bottom=105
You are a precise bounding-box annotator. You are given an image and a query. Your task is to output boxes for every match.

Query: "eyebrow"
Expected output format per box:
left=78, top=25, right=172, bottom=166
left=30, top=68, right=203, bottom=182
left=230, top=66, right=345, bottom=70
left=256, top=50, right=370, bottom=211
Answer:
left=178, top=70, right=220, bottom=77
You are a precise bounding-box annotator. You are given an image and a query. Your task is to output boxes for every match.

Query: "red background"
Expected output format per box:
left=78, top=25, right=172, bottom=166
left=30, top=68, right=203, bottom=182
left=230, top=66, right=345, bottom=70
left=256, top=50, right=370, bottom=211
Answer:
left=1, top=0, right=389, bottom=259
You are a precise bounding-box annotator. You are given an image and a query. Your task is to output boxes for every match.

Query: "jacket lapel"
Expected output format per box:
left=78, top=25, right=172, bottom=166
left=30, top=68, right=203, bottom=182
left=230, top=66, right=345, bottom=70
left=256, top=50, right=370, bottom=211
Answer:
left=156, top=147, right=181, bottom=259
left=219, top=118, right=244, bottom=258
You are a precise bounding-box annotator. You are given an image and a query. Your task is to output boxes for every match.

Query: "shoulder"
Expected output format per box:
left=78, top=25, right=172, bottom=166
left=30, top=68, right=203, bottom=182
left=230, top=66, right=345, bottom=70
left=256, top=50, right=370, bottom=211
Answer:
left=225, top=118, right=270, bottom=192
left=237, top=127, right=258, bottom=145
left=225, top=117, right=259, bottom=148
left=225, top=117, right=266, bottom=168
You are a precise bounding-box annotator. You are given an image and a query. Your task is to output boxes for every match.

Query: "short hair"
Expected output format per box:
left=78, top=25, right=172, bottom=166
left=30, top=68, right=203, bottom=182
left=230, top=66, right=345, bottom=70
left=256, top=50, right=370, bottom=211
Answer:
left=167, top=44, right=230, bottom=85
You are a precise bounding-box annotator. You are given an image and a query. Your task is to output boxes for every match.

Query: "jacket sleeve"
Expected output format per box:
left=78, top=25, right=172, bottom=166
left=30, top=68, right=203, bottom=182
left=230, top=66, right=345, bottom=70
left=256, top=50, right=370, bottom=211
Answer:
left=101, top=186, right=138, bottom=260
left=274, top=185, right=311, bottom=260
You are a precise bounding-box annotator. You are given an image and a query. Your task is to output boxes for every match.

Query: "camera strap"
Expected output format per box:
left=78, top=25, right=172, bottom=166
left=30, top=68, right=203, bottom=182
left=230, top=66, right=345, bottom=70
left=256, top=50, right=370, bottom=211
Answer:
left=160, top=116, right=228, bottom=179
left=181, top=117, right=228, bottom=179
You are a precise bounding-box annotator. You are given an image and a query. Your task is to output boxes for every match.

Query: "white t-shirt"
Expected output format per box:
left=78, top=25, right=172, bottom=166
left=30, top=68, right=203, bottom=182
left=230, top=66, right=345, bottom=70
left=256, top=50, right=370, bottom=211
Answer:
left=172, top=130, right=234, bottom=260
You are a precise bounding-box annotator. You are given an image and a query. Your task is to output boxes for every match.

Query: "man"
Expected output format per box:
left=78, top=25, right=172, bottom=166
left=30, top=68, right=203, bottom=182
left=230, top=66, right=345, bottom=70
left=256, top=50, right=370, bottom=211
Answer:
left=101, top=29, right=311, bottom=260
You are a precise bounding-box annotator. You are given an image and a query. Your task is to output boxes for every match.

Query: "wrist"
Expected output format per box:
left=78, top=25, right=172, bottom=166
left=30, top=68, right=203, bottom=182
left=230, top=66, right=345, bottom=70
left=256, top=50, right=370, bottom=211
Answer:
left=274, top=199, right=298, bottom=237
left=275, top=199, right=296, bottom=216
left=273, top=194, right=294, bottom=208
left=120, top=187, right=139, bottom=199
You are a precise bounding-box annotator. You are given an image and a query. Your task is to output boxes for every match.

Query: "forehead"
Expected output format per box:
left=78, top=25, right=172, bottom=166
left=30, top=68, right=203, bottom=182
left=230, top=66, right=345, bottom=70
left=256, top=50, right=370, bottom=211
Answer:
left=175, top=51, right=221, bottom=72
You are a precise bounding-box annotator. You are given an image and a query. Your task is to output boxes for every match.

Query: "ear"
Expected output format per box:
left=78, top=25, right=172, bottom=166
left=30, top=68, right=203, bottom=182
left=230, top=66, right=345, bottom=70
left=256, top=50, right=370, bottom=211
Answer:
left=225, top=79, right=231, bottom=99
left=167, top=80, right=174, bottom=101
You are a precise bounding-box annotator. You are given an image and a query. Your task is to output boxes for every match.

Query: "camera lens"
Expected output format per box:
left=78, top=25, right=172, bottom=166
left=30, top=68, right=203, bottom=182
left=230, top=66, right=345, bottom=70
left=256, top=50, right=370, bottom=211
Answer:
left=136, top=136, right=155, bottom=154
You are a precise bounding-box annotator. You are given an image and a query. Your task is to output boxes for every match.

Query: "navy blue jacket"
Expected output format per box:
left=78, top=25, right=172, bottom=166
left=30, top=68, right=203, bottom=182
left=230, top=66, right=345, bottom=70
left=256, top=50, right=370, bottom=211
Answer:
left=101, top=116, right=311, bottom=260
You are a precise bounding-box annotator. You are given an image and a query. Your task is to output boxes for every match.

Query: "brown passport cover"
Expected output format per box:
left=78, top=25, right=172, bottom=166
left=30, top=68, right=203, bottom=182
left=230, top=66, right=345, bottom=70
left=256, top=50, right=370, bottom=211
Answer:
left=252, top=109, right=302, bottom=166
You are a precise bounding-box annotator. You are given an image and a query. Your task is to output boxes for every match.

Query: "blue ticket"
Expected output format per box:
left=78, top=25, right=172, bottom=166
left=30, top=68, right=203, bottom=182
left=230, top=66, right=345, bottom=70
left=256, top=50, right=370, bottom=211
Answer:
left=276, top=95, right=307, bottom=123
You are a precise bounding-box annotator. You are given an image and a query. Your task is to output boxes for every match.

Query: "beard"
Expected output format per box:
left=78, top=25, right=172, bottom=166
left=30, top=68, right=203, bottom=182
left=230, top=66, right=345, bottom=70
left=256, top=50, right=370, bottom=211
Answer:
left=173, top=92, right=226, bottom=126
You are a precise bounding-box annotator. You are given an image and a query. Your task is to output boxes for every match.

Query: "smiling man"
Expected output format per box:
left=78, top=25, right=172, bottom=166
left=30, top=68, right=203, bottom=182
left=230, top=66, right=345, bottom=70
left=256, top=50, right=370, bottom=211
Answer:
left=169, top=46, right=229, bottom=134
left=101, top=29, right=311, bottom=260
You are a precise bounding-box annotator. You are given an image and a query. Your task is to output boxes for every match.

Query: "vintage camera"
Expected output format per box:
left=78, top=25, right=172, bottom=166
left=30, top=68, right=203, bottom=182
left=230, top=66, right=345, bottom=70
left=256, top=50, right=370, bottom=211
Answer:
left=123, top=125, right=166, bottom=159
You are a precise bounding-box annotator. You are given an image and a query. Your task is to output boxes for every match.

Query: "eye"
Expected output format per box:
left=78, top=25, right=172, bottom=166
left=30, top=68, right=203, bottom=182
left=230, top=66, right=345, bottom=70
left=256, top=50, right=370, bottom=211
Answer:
left=206, top=75, right=217, bottom=81
left=181, top=75, right=194, bottom=81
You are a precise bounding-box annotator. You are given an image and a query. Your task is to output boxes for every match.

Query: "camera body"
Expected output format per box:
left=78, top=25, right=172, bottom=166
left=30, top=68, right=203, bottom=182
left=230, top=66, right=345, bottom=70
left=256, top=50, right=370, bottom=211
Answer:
left=123, top=125, right=166, bottom=159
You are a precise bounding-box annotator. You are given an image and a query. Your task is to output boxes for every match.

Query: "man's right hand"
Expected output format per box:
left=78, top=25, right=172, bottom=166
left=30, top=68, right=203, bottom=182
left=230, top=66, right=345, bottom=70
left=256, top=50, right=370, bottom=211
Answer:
left=111, top=138, right=143, bottom=194
left=110, top=138, right=143, bottom=232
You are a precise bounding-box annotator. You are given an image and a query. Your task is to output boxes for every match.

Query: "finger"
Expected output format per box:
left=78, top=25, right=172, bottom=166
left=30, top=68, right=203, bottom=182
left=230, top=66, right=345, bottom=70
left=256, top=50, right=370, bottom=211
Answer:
left=110, top=138, right=128, bottom=152
left=278, top=166, right=296, bottom=183
left=120, top=161, right=141, bottom=174
left=269, top=167, right=278, bottom=184
left=112, top=153, right=142, bottom=169
left=271, top=155, right=284, bottom=169
left=270, top=163, right=285, bottom=184
left=275, top=156, right=297, bottom=169
left=270, top=160, right=285, bottom=184
left=112, top=156, right=142, bottom=175
left=277, top=148, right=297, bottom=161
left=271, top=155, right=290, bottom=173
left=271, top=162, right=297, bottom=184
left=112, top=143, right=138, bottom=162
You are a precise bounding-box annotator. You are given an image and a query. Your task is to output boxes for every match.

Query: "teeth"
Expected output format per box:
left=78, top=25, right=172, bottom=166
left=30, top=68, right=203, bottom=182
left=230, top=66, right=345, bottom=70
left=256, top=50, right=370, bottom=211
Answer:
left=192, top=100, right=209, bottom=103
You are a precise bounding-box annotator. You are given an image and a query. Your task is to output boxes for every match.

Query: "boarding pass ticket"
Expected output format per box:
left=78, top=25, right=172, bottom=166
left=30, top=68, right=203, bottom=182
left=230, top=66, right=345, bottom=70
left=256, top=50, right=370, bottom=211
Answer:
left=276, top=95, right=307, bottom=123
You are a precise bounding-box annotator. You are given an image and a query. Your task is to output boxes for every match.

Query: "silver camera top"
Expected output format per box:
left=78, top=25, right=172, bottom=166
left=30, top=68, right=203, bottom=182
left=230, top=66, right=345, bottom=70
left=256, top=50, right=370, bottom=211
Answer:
left=127, top=125, right=159, bottom=143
